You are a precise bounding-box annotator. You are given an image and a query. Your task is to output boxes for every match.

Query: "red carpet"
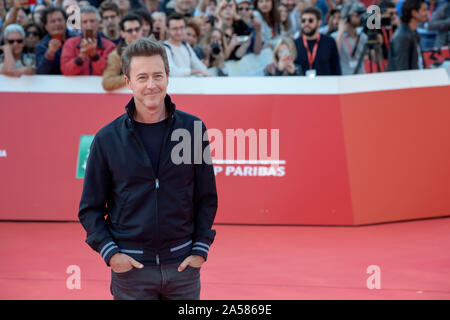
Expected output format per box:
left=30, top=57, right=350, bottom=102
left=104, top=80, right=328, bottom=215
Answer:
left=1, top=218, right=449, bottom=299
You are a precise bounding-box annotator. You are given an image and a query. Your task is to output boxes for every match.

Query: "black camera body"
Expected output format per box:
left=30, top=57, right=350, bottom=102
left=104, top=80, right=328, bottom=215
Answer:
left=210, top=43, right=221, bottom=55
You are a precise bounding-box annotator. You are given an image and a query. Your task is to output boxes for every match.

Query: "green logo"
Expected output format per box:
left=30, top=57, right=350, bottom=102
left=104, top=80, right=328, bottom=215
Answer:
left=76, top=135, right=94, bottom=179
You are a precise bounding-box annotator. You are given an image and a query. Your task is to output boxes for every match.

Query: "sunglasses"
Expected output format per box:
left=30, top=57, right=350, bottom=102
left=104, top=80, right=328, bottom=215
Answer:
left=301, top=18, right=315, bottom=24
left=238, top=7, right=250, bottom=12
left=124, top=27, right=141, bottom=34
left=7, top=39, right=24, bottom=44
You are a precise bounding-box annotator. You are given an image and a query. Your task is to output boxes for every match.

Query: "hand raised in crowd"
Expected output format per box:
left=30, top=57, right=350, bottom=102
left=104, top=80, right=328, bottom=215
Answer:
left=47, top=38, right=62, bottom=58
left=250, top=14, right=262, bottom=32
left=80, top=38, right=98, bottom=58
left=13, top=0, right=28, bottom=9
left=278, top=51, right=295, bottom=74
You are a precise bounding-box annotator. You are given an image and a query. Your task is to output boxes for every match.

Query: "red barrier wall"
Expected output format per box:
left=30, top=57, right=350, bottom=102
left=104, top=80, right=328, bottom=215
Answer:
left=0, top=72, right=449, bottom=225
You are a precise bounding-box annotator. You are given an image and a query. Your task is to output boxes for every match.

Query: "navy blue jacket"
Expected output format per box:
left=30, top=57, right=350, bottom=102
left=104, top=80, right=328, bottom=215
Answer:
left=78, top=95, right=218, bottom=266
left=35, top=29, right=77, bottom=75
left=294, top=33, right=342, bottom=76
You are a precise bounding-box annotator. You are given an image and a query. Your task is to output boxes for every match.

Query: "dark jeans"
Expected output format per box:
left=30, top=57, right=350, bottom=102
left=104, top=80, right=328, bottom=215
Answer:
left=110, top=262, right=201, bottom=300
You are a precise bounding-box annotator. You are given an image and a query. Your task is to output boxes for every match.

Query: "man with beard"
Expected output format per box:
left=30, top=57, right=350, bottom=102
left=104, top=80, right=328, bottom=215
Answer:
left=294, top=7, right=341, bottom=76
left=332, top=1, right=368, bottom=75
left=388, top=0, right=428, bottom=70
left=99, top=1, right=122, bottom=45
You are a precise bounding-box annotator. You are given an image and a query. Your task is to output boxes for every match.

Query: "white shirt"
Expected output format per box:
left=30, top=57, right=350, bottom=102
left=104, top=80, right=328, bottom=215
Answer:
left=163, top=40, right=208, bottom=77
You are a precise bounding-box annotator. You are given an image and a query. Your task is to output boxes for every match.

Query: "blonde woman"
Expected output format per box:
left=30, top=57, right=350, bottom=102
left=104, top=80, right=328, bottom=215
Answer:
left=264, top=36, right=302, bottom=76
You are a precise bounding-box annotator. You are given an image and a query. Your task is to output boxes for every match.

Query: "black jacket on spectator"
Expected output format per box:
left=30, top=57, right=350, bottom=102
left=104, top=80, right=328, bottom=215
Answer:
left=294, top=34, right=342, bottom=75
left=387, top=23, right=424, bottom=71
left=35, top=29, right=76, bottom=75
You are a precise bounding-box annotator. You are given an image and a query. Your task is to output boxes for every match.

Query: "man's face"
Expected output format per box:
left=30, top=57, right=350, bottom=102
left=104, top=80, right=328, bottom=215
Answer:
left=184, top=26, right=198, bottom=46
left=330, top=11, right=341, bottom=29
left=25, top=26, right=40, bottom=48
left=114, top=0, right=130, bottom=12
left=413, top=2, right=428, bottom=23
left=168, top=19, right=185, bottom=42
left=152, top=13, right=166, bottom=32
left=6, top=32, right=25, bottom=56
left=45, top=11, right=66, bottom=35
left=102, top=9, right=120, bottom=32
left=175, top=0, right=194, bottom=14
left=125, top=55, right=169, bottom=113
left=81, top=12, right=99, bottom=37
left=281, top=0, right=296, bottom=12
left=301, top=13, right=320, bottom=37
left=121, top=20, right=143, bottom=45
left=349, top=12, right=361, bottom=28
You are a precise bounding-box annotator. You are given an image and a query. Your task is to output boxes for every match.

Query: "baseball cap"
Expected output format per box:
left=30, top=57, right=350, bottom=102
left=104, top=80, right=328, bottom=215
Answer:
left=235, top=0, right=252, bottom=5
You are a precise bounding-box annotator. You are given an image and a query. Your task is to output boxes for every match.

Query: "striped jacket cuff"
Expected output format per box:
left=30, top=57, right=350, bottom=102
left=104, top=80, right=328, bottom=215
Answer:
left=191, top=241, right=211, bottom=261
left=99, top=241, right=121, bottom=266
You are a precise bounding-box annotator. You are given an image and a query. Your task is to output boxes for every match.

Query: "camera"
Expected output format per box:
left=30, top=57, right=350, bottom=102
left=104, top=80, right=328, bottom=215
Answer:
left=210, top=42, right=221, bottom=55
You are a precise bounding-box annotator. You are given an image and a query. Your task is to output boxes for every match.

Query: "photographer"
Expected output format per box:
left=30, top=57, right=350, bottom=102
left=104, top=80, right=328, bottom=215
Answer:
left=203, top=27, right=229, bottom=76
left=227, top=0, right=262, bottom=60
left=387, top=0, right=428, bottom=71
left=332, top=1, right=368, bottom=75
left=378, top=1, right=399, bottom=62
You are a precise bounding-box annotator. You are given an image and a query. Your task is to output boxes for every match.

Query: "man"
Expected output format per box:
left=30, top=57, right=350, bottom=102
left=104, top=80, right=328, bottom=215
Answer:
left=294, top=7, right=341, bottom=76
left=79, top=37, right=218, bottom=300
left=164, top=13, right=210, bottom=76
left=428, top=0, right=450, bottom=47
left=99, top=1, right=122, bottom=45
left=35, top=6, right=76, bottom=74
left=388, top=0, right=428, bottom=71
left=378, top=1, right=399, bottom=61
left=60, top=5, right=116, bottom=75
left=102, top=13, right=143, bottom=91
left=231, top=0, right=262, bottom=60
left=319, top=8, right=341, bottom=35
left=151, top=11, right=167, bottom=41
left=332, top=1, right=368, bottom=75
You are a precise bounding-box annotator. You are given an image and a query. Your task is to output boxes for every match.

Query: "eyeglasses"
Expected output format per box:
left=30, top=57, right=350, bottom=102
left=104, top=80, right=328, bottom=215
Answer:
left=124, top=27, right=141, bottom=34
left=7, top=39, right=24, bottom=44
left=301, top=18, right=315, bottom=24
left=26, top=31, right=40, bottom=37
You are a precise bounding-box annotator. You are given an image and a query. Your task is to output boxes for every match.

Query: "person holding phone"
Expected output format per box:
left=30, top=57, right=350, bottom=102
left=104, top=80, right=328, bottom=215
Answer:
left=264, top=36, right=302, bottom=75
left=60, top=5, right=116, bottom=75
left=35, top=6, right=77, bottom=74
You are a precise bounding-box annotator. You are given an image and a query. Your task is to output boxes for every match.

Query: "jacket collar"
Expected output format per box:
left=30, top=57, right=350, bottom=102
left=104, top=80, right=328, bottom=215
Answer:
left=125, top=94, right=176, bottom=129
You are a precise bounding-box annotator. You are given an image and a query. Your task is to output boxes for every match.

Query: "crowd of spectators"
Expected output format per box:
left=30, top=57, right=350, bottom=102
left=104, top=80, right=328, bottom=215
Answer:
left=0, top=0, right=448, bottom=87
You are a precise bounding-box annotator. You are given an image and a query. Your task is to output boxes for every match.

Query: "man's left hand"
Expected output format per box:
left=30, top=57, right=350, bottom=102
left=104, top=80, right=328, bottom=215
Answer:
left=178, top=255, right=205, bottom=272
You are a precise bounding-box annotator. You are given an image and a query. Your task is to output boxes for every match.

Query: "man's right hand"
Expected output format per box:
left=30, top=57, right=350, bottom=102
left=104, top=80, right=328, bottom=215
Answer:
left=109, top=252, right=144, bottom=273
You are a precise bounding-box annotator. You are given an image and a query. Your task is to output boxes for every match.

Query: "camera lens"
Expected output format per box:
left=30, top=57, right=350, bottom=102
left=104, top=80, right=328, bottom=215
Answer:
left=211, top=43, right=221, bottom=55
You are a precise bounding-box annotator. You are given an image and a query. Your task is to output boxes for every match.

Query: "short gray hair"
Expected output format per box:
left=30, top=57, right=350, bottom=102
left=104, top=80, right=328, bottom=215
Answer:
left=3, top=24, right=25, bottom=39
left=121, top=38, right=170, bottom=78
left=80, top=5, right=101, bottom=21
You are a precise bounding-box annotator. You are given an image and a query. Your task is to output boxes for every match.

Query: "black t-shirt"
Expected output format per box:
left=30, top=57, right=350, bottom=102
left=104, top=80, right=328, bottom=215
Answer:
left=134, top=118, right=167, bottom=172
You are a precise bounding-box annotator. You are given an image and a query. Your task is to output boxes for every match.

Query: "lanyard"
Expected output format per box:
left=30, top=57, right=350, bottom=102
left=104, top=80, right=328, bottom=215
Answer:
left=302, top=34, right=321, bottom=69
left=381, top=27, right=392, bottom=51
left=342, top=34, right=360, bottom=59
left=428, top=3, right=435, bottom=20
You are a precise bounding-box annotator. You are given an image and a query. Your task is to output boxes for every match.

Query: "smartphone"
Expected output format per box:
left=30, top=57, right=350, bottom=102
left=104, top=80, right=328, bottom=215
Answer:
left=51, top=33, right=63, bottom=41
left=85, top=29, right=94, bottom=40
left=236, top=35, right=249, bottom=43
left=27, top=0, right=37, bottom=5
